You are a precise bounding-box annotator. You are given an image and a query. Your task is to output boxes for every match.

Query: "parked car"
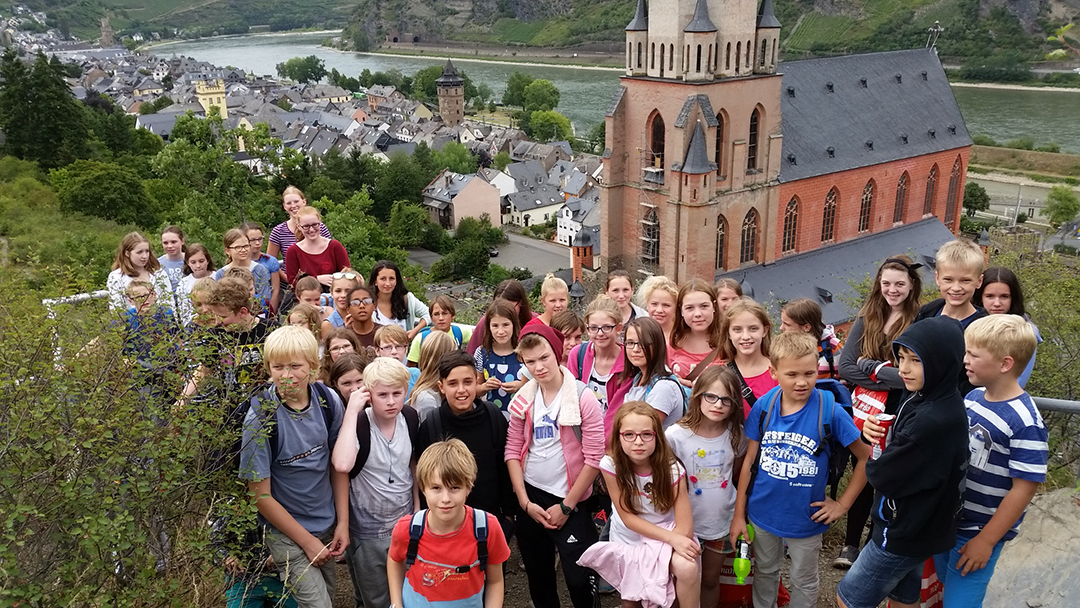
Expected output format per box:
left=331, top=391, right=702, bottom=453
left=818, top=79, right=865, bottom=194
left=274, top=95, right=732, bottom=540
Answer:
left=489, top=247, right=499, bottom=257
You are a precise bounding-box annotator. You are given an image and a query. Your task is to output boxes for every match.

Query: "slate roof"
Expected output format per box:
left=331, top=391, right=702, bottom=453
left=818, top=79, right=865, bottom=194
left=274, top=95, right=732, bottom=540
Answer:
left=714, top=218, right=955, bottom=325
left=423, top=171, right=475, bottom=206
left=626, top=0, right=648, bottom=31
left=777, top=49, right=971, bottom=183
left=673, top=120, right=716, bottom=174
left=685, top=0, right=717, bottom=32
left=505, top=160, right=550, bottom=190
left=757, top=0, right=782, bottom=29
left=435, top=60, right=464, bottom=86
left=507, top=185, right=564, bottom=212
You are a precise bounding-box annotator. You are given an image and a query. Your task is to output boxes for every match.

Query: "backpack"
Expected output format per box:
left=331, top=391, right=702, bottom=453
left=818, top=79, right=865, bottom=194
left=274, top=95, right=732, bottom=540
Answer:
left=574, top=342, right=590, bottom=379
left=405, top=507, right=489, bottom=576
left=420, top=325, right=464, bottom=347
left=349, top=405, right=421, bottom=479
left=820, top=337, right=839, bottom=380
left=252, top=382, right=337, bottom=462
left=816, top=378, right=853, bottom=495
left=643, top=374, right=690, bottom=418
left=746, top=388, right=846, bottom=498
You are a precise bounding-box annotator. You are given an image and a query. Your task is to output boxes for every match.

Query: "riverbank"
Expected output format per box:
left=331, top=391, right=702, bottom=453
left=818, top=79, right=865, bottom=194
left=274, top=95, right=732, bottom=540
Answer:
left=353, top=48, right=623, bottom=71
left=950, top=81, right=1080, bottom=93
left=360, top=40, right=624, bottom=69
left=138, top=29, right=341, bottom=52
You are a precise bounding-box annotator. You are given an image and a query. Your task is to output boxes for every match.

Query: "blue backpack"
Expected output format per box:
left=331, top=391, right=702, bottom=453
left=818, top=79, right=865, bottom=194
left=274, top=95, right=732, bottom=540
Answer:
left=419, top=325, right=464, bottom=347
left=642, top=374, right=691, bottom=417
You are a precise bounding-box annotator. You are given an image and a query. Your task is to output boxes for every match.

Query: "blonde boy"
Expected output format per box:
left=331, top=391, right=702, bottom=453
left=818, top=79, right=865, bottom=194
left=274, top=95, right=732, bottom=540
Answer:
left=387, top=439, right=511, bottom=608
left=732, top=331, right=869, bottom=608
left=239, top=325, right=349, bottom=608
left=332, top=357, right=420, bottom=608
left=916, top=239, right=987, bottom=327
left=933, top=314, right=1046, bottom=607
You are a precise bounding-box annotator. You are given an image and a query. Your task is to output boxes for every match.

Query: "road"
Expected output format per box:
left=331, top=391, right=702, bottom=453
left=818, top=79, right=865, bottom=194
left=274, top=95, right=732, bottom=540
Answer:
left=493, top=232, right=572, bottom=276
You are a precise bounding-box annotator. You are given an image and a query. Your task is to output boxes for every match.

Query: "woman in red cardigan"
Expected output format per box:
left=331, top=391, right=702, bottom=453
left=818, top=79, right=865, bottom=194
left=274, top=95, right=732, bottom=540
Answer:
left=284, top=206, right=351, bottom=290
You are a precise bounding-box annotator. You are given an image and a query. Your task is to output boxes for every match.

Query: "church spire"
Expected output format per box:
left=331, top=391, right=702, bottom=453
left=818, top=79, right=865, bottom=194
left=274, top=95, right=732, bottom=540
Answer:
left=757, top=0, right=781, bottom=29
left=685, top=0, right=717, bottom=33
left=626, top=0, right=648, bottom=31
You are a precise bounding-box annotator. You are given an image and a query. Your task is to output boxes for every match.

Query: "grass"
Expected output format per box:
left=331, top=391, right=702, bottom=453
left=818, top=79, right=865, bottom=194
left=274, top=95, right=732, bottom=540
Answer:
left=785, top=13, right=856, bottom=50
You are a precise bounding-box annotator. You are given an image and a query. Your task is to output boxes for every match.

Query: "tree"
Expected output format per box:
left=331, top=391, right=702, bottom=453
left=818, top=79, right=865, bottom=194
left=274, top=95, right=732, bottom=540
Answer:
left=0, top=51, right=90, bottom=168
left=50, top=160, right=154, bottom=227
left=1046, top=23, right=1079, bottom=60
left=523, top=79, right=560, bottom=112
left=432, top=142, right=478, bottom=174
left=388, top=200, right=429, bottom=248
left=502, top=71, right=535, bottom=108
left=493, top=151, right=512, bottom=171
left=475, top=82, right=493, bottom=105
left=963, top=182, right=990, bottom=217
left=275, top=55, right=327, bottom=84
left=529, top=110, right=573, bottom=143
left=1044, top=185, right=1080, bottom=231
left=373, top=152, right=429, bottom=220
left=587, top=121, right=606, bottom=154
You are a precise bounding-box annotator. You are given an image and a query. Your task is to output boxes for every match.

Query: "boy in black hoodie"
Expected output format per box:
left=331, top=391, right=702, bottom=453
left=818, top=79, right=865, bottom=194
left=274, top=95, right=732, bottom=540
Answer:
left=416, top=350, right=516, bottom=536
left=836, top=316, right=970, bottom=608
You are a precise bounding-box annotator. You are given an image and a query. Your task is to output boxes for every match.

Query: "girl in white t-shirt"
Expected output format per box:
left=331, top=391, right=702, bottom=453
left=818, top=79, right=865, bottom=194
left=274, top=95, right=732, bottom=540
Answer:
left=666, top=366, right=748, bottom=608
left=579, top=402, right=700, bottom=608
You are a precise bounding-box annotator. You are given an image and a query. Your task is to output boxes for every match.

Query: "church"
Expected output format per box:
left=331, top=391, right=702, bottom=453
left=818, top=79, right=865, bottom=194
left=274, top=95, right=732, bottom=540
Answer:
left=597, top=0, right=972, bottom=320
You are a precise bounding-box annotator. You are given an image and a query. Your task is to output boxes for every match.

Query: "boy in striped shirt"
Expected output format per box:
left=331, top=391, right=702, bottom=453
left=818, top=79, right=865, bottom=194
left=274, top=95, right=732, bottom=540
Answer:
left=936, top=314, right=1047, bottom=607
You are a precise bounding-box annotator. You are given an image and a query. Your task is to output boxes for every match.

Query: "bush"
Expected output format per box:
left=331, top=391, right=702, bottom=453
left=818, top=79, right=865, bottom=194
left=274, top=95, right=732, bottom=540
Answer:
left=1053, top=243, right=1078, bottom=256
left=1003, top=137, right=1035, bottom=151
left=0, top=267, right=254, bottom=606
left=1035, top=143, right=1061, bottom=154
left=1017, top=212, right=1028, bottom=223
left=971, top=134, right=998, bottom=147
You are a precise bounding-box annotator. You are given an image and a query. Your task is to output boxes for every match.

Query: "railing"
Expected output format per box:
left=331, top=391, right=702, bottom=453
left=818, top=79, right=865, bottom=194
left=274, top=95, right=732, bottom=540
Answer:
left=1033, top=397, right=1080, bottom=415
left=41, top=290, right=109, bottom=361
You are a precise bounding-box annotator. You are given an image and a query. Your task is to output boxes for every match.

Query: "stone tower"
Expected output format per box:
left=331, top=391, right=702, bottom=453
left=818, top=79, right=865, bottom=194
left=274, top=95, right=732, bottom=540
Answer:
left=602, top=0, right=784, bottom=282
left=196, top=79, right=227, bottom=119
left=436, top=59, right=465, bottom=127
left=100, top=16, right=115, bottom=48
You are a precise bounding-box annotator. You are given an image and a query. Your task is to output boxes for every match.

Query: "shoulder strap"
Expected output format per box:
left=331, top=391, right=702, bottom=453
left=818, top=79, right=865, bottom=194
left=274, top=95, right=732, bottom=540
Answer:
left=351, top=410, right=372, bottom=479
left=310, top=382, right=335, bottom=430
left=816, top=389, right=833, bottom=457
left=685, top=346, right=722, bottom=383
left=452, top=325, right=463, bottom=345
left=403, top=405, right=420, bottom=462
left=727, top=360, right=758, bottom=407
left=431, top=404, right=446, bottom=441
left=473, top=508, right=489, bottom=572
left=481, top=400, right=504, bottom=448
left=253, top=385, right=281, bottom=461
left=820, top=338, right=837, bottom=379
left=405, top=510, right=427, bottom=568
left=571, top=381, right=588, bottom=443
left=747, top=389, right=783, bottom=498
left=575, top=343, right=589, bottom=379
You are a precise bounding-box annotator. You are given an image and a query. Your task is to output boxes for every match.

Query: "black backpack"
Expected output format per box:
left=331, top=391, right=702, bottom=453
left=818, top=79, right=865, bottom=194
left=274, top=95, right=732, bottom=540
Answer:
left=350, top=405, right=421, bottom=478
left=405, top=508, right=489, bottom=574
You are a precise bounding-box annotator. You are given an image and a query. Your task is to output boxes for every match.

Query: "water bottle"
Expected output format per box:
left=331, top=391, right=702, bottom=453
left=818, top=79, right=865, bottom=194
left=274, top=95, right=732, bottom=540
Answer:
left=733, top=523, right=755, bottom=585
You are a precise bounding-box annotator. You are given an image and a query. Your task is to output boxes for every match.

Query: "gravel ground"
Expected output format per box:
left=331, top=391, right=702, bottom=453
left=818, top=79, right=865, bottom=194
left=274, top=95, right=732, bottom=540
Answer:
left=329, top=515, right=866, bottom=608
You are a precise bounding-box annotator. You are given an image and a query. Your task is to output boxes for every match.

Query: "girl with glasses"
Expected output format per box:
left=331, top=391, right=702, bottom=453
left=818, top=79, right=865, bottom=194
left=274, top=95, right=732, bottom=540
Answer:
left=240, top=221, right=282, bottom=314
left=213, top=228, right=273, bottom=311
left=342, top=285, right=383, bottom=349
left=666, top=366, right=747, bottom=608
left=578, top=402, right=700, bottom=608
left=607, top=317, right=686, bottom=433
left=284, top=206, right=351, bottom=291
left=267, top=186, right=333, bottom=280
left=567, top=295, right=624, bottom=416
left=319, top=326, right=362, bottom=383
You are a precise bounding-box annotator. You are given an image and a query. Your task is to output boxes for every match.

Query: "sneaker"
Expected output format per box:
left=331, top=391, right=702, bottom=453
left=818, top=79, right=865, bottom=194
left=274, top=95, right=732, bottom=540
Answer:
left=833, top=545, right=859, bottom=569
left=598, top=577, right=617, bottom=595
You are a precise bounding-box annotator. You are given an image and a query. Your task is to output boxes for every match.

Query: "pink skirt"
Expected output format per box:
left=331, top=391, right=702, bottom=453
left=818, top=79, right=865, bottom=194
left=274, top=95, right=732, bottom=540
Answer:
left=577, top=524, right=678, bottom=608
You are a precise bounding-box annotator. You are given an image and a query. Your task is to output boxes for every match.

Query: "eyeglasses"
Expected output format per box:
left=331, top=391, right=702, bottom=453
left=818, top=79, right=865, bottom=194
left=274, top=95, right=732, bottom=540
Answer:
left=624, top=340, right=644, bottom=351
left=378, top=344, right=405, bottom=354
left=299, top=222, right=321, bottom=231
left=248, top=237, right=264, bottom=244
left=702, top=393, right=736, bottom=406
left=586, top=324, right=616, bottom=335
left=619, top=431, right=656, bottom=443
left=349, top=298, right=374, bottom=306
left=329, top=344, right=354, bottom=354
left=333, top=272, right=358, bottom=280
left=228, top=244, right=251, bottom=251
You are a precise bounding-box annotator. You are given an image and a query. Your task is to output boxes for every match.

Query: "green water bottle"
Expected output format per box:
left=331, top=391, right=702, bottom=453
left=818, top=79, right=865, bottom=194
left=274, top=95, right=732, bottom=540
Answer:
left=733, top=523, right=755, bottom=585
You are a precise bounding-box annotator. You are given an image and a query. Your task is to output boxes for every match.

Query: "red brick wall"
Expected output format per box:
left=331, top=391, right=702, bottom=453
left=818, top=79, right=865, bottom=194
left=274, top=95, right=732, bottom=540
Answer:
left=774, top=146, right=970, bottom=259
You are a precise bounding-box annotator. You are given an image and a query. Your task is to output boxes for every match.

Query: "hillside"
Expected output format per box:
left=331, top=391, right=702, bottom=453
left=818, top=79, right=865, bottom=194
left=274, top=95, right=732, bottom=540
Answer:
left=16, top=0, right=353, bottom=39
left=340, top=0, right=1079, bottom=59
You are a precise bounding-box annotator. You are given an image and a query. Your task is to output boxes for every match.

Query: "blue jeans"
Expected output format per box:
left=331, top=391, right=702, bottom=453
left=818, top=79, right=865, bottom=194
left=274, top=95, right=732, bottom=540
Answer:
left=836, top=539, right=925, bottom=608
left=933, top=535, right=1006, bottom=608
left=225, top=573, right=298, bottom=608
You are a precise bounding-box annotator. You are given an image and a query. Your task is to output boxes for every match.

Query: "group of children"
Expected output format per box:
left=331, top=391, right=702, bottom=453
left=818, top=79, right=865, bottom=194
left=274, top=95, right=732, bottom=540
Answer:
left=105, top=212, right=1048, bottom=608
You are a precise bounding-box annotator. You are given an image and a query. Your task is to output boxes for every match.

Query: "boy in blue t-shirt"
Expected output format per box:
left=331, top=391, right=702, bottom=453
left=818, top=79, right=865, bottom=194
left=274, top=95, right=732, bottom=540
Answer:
left=731, top=332, right=869, bottom=608
left=240, top=325, right=349, bottom=608
left=934, top=314, right=1047, bottom=607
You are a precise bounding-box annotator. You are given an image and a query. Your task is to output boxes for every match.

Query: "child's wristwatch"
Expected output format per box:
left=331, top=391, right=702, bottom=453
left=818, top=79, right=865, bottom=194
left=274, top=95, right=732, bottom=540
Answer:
left=559, top=501, right=572, bottom=515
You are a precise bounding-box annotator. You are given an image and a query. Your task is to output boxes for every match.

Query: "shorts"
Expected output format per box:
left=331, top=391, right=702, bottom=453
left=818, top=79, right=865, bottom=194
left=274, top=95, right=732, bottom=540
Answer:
left=702, top=538, right=734, bottom=554
left=836, top=538, right=925, bottom=608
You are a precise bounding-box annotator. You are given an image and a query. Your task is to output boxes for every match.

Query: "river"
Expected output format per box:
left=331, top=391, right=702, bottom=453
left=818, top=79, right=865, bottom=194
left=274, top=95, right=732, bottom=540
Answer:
left=155, top=32, right=1080, bottom=151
